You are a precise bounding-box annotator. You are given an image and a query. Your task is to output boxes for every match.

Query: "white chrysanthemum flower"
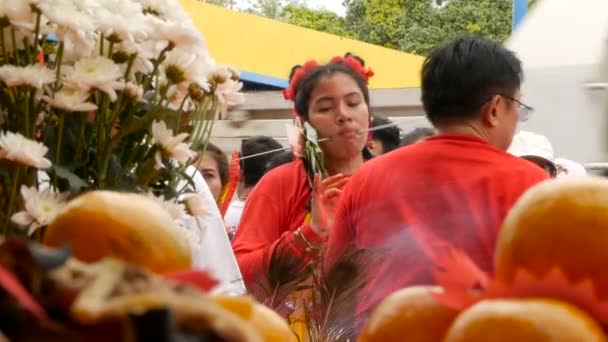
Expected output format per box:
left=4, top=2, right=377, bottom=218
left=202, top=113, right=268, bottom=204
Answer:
left=64, top=56, right=123, bottom=101
left=116, top=40, right=158, bottom=77
left=138, top=0, right=189, bottom=22
left=60, top=37, right=97, bottom=65
left=177, top=222, right=201, bottom=260
left=0, top=0, right=36, bottom=31
left=42, top=87, right=97, bottom=112
left=0, top=65, right=56, bottom=89
left=214, top=79, right=244, bottom=116
left=0, top=131, right=52, bottom=169
left=183, top=193, right=209, bottom=217
left=37, top=0, right=97, bottom=50
left=151, top=120, right=194, bottom=168
left=121, top=82, right=145, bottom=103
left=94, top=0, right=149, bottom=43
left=160, top=48, right=202, bottom=85
left=11, top=186, right=69, bottom=236
left=150, top=18, right=205, bottom=51
left=146, top=192, right=188, bottom=221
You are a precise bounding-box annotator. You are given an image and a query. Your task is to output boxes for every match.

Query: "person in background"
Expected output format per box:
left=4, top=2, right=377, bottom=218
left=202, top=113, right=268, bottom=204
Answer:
left=368, top=115, right=400, bottom=156
left=197, top=143, right=228, bottom=202
left=325, top=37, right=548, bottom=320
left=508, top=130, right=557, bottom=178
left=265, top=150, right=295, bottom=173
left=232, top=53, right=374, bottom=286
left=224, top=136, right=283, bottom=239
left=400, top=127, right=435, bottom=146
left=554, top=158, right=588, bottom=178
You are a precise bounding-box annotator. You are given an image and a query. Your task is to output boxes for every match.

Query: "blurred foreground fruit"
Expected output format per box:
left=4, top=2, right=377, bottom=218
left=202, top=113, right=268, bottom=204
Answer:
left=44, top=191, right=191, bottom=273
left=444, top=298, right=606, bottom=342
left=495, top=178, right=608, bottom=299
left=358, top=286, right=458, bottom=342
left=212, top=295, right=297, bottom=342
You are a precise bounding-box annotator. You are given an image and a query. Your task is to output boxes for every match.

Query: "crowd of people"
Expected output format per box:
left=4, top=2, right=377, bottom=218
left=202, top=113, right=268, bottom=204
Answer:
left=191, top=36, right=589, bottom=333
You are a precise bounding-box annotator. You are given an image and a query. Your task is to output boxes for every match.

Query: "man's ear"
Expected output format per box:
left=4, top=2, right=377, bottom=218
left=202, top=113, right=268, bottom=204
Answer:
left=481, top=95, right=501, bottom=127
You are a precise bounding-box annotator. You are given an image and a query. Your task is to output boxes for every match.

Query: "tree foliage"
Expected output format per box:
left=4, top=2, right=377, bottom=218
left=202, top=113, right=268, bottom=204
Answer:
left=206, top=0, right=539, bottom=56
left=204, top=0, right=238, bottom=9
left=283, top=4, right=352, bottom=37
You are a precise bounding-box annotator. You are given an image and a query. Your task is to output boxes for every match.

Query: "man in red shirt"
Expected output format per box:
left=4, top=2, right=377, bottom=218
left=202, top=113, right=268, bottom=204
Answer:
left=324, top=37, right=548, bottom=317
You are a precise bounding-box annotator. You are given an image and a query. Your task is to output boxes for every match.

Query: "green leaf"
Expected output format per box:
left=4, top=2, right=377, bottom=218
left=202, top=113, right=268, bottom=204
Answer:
left=52, top=165, right=88, bottom=192
left=114, top=105, right=180, bottom=141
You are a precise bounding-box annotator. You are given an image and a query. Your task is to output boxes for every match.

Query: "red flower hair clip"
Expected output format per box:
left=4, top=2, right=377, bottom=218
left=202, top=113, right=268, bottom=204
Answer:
left=329, top=55, right=375, bottom=84
left=282, top=60, right=319, bottom=101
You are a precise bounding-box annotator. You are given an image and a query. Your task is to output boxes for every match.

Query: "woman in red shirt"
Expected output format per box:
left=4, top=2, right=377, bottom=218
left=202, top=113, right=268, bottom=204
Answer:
left=231, top=54, right=374, bottom=287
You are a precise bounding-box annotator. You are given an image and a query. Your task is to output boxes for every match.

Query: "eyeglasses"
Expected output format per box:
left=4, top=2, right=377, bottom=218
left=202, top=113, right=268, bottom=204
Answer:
left=498, top=95, right=534, bottom=122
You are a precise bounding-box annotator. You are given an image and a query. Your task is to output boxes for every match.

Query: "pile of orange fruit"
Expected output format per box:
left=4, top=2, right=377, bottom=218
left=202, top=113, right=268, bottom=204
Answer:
left=360, top=177, right=608, bottom=341
left=44, top=190, right=297, bottom=341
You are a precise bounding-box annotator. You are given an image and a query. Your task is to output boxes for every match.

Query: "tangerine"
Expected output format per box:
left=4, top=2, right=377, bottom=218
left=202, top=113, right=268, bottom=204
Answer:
left=44, top=191, right=191, bottom=273
left=444, top=298, right=606, bottom=342
left=495, top=177, right=608, bottom=299
left=358, top=286, right=458, bottom=342
left=212, top=296, right=297, bottom=342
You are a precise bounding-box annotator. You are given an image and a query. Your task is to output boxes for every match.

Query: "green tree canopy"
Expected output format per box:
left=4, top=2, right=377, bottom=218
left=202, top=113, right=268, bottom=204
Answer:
left=282, top=4, right=352, bottom=37
left=203, top=0, right=539, bottom=55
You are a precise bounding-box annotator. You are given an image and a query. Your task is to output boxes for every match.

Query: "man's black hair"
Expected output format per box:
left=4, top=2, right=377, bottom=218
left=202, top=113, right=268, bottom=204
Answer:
left=371, top=115, right=400, bottom=153
left=265, top=150, right=295, bottom=174
left=240, top=136, right=283, bottom=187
left=421, top=36, right=523, bottom=126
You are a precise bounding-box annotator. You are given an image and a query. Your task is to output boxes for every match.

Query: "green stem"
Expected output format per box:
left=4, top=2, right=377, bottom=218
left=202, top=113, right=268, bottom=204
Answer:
left=107, top=41, right=114, bottom=59
left=143, top=43, right=172, bottom=91
left=3, top=166, right=21, bottom=234
left=74, top=115, right=87, bottom=162
left=10, top=27, right=20, bottom=66
left=0, top=27, right=6, bottom=63
left=53, top=42, right=64, bottom=95
left=55, top=113, right=65, bottom=165
left=99, top=34, right=104, bottom=56
left=33, top=10, right=41, bottom=60
left=175, top=93, right=192, bottom=132
left=23, top=37, right=32, bottom=65
left=123, top=53, right=137, bottom=81
left=23, top=90, right=31, bottom=139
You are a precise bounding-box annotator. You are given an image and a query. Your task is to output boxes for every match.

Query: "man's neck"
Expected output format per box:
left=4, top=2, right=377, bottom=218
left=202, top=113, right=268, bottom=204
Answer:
left=237, top=184, right=253, bottom=200
left=436, top=123, right=490, bottom=142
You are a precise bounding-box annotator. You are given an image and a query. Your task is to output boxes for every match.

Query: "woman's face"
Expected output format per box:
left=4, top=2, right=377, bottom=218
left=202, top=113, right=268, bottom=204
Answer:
left=198, top=154, right=223, bottom=201
left=307, top=73, right=370, bottom=161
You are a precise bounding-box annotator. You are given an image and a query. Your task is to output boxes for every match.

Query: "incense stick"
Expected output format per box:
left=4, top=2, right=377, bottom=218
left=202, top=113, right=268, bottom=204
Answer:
left=236, top=122, right=398, bottom=161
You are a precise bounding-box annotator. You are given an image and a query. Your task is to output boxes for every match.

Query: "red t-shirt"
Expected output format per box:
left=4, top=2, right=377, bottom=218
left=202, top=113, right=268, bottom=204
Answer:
left=325, top=135, right=548, bottom=315
left=232, top=159, right=324, bottom=285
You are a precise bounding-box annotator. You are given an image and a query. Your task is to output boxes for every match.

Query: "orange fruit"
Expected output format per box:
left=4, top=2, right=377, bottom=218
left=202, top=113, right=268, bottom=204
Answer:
left=44, top=191, right=191, bottom=273
left=249, top=303, right=298, bottom=342
left=495, top=177, right=608, bottom=299
left=444, top=298, right=606, bottom=342
left=212, top=296, right=297, bottom=342
left=359, top=286, right=458, bottom=342
left=211, top=295, right=255, bottom=320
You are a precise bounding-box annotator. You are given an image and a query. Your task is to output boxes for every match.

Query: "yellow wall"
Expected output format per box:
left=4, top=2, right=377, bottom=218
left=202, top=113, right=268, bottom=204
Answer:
left=179, top=0, right=424, bottom=88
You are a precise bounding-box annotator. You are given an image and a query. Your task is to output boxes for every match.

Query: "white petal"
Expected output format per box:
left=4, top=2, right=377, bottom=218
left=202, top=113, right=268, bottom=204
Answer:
left=11, top=211, right=34, bottom=226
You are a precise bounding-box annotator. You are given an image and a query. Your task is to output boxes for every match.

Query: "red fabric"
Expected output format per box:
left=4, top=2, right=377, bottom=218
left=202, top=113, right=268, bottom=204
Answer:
left=325, top=135, right=548, bottom=316
left=232, top=159, right=325, bottom=285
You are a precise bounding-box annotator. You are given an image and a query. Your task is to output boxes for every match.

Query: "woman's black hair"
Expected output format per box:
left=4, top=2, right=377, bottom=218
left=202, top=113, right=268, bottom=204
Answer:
left=290, top=53, right=370, bottom=121
left=202, top=143, right=229, bottom=188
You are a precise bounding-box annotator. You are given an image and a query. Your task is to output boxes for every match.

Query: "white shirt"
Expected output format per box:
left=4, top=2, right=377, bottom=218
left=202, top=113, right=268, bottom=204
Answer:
left=181, top=166, right=246, bottom=295
left=224, top=197, right=245, bottom=237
